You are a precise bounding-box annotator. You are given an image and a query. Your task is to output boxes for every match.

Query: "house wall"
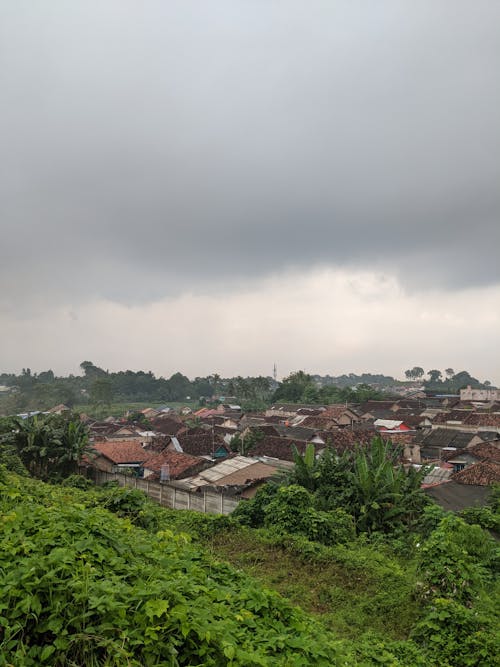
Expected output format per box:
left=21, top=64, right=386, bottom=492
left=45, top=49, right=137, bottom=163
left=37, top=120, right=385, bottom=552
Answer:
left=403, top=443, right=421, bottom=464
left=336, top=414, right=358, bottom=426
left=93, top=455, right=115, bottom=473
left=460, top=386, right=500, bottom=401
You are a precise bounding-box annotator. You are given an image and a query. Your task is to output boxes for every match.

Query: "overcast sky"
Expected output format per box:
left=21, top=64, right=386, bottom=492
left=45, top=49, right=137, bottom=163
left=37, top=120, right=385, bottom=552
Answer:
left=1, top=1, right=499, bottom=383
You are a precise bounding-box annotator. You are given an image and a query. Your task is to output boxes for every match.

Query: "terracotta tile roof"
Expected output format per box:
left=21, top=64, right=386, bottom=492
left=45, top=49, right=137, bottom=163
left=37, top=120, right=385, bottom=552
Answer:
left=384, top=432, right=416, bottom=446
left=299, top=416, right=340, bottom=430
left=427, top=410, right=468, bottom=424
left=432, top=410, right=500, bottom=428
left=243, top=424, right=280, bottom=437
left=463, top=412, right=500, bottom=428
left=394, top=399, right=427, bottom=410
left=89, top=421, right=123, bottom=437
left=452, top=461, right=500, bottom=486
left=177, top=433, right=228, bottom=457
left=248, top=437, right=319, bottom=461
left=150, top=416, right=186, bottom=436
left=93, top=440, right=148, bottom=464
left=324, top=429, right=377, bottom=452
left=143, top=449, right=206, bottom=479
left=321, top=405, right=359, bottom=419
left=359, top=400, right=397, bottom=414
left=247, top=430, right=378, bottom=461
left=468, top=443, right=500, bottom=463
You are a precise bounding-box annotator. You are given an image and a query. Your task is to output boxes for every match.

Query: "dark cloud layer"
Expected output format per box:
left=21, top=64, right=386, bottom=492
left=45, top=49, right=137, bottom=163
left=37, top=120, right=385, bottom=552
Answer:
left=1, top=1, right=499, bottom=309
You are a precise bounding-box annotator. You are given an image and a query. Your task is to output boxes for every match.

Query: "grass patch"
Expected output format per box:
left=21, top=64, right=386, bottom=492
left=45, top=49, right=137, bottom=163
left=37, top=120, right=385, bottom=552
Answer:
left=158, top=511, right=420, bottom=641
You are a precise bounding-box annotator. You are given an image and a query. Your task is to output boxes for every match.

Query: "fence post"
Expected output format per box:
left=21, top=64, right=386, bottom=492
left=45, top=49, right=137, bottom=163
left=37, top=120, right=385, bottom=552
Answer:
left=203, top=492, right=206, bottom=514
left=160, top=484, right=163, bottom=505
left=220, top=492, right=223, bottom=514
left=146, top=481, right=150, bottom=495
left=187, top=492, right=191, bottom=510
left=173, top=487, right=177, bottom=510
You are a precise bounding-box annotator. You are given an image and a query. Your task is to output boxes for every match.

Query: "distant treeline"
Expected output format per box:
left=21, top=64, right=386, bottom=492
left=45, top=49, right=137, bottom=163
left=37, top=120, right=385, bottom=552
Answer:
left=1, top=362, right=492, bottom=415
left=0, top=363, right=393, bottom=414
left=404, top=366, right=495, bottom=392
left=312, top=373, right=397, bottom=388
left=0, top=362, right=275, bottom=413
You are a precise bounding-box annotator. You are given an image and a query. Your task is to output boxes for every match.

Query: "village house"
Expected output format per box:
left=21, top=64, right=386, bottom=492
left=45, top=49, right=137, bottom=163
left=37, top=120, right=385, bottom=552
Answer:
left=142, top=449, right=209, bottom=481
left=460, top=385, right=500, bottom=402
left=178, top=455, right=288, bottom=499
left=92, top=440, right=150, bottom=473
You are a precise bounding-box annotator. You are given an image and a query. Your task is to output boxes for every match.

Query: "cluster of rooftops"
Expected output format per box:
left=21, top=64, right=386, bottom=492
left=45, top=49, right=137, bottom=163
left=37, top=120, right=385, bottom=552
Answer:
left=72, top=392, right=500, bottom=509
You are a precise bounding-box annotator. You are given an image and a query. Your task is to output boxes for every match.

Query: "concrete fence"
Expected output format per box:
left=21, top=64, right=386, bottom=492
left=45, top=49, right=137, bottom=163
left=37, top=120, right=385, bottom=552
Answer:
left=91, top=470, right=240, bottom=515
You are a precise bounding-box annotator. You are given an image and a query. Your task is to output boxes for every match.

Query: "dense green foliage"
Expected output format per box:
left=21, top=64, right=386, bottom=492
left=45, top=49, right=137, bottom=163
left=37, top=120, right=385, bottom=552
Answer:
left=236, top=438, right=430, bottom=537
left=1, top=469, right=499, bottom=666
left=272, top=371, right=388, bottom=404
left=0, top=471, right=348, bottom=666
left=0, top=413, right=92, bottom=480
left=0, top=363, right=397, bottom=415
left=0, top=363, right=216, bottom=413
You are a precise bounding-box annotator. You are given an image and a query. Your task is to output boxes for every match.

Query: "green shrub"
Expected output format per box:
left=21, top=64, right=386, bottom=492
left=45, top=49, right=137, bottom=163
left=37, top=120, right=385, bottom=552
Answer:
left=61, top=473, right=94, bottom=490
left=304, top=507, right=355, bottom=545
left=411, top=598, right=500, bottom=667
left=97, top=485, right=162, bottom=530
left=232, top=481, right=280, bottom=527
left=264, top=484, right=313, bottom=534
left=416, top=515, right=498, bottom=603
left=460, top=506, right=500, bottom=533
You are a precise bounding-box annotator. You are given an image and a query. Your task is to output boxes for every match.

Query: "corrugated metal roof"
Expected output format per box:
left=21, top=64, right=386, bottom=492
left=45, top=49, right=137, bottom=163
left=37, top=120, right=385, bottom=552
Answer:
left=182, top=456, right=257, bottom=488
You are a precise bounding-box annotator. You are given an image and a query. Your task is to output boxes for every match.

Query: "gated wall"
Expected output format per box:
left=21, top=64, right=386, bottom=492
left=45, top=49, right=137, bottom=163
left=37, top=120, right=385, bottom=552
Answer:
left=92, top=470, right=240, bottom=515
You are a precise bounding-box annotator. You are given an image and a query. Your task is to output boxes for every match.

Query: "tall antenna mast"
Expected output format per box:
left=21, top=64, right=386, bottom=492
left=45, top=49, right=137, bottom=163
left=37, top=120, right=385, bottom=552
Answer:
left=273, top=363, right=277, bottom=382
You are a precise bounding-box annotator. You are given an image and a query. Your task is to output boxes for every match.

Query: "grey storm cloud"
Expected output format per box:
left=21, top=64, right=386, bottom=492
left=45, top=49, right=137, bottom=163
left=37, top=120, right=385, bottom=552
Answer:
left=1, top=0, right=500, bottom=309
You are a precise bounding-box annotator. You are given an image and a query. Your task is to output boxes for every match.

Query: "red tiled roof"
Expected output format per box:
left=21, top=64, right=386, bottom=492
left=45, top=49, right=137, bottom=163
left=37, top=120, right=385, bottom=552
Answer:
left=248, top=437, right=322, bottom=461
left=359, top=400, right=397, bottom=413
left=143, top=449, right=205, bottom=479
left=247, top=431, right=375, bottom=461
left=150, top=417, right=186, bottom=436
left=177, top=433, right=227, bottom=457
left=299, top=416, right=339, bottom=430
left=468, top=443, right=500, bottom=463
left=244, top=424, right=280, bottom=437
left=93, top=440, right=148, bottom=464
left=463, top=413, right=500, bottom=428
left=321, top=405, right=355, bottom=419
left=452, top=461, right=500, bottom=486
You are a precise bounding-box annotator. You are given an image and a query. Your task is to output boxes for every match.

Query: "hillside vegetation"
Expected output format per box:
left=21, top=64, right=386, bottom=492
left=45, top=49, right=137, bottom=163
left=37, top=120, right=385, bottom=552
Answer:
left=1, top=470, right=499, bottom=666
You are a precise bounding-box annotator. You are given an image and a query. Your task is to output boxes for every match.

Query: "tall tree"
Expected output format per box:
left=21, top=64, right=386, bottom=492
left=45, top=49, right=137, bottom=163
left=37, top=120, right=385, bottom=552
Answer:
left=427, top=369, right=442, bottom=383
left=412, top=366, right=425, bottom=380
left=90, top=378, right=113, bottom=406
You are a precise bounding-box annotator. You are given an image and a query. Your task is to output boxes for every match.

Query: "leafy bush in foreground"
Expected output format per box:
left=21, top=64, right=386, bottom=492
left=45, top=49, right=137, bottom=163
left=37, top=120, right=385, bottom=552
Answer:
left=0, top=473, right=348, bottom=666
